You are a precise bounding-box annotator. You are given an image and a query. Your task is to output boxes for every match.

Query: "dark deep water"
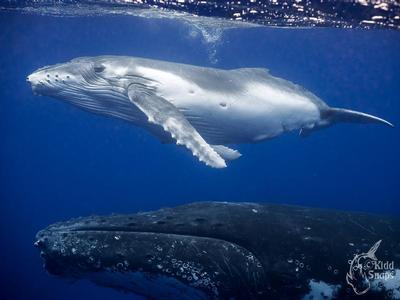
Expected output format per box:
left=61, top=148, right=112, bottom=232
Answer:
left=0, top=10, right=399, bottom=300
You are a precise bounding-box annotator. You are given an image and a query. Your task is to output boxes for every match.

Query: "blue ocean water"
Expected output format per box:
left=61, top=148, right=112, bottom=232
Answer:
left=0, top=10, right=399, bottom=300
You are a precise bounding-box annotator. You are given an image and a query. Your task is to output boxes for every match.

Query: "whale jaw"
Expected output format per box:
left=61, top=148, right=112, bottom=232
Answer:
left=35, top=227, right=215, bottom=299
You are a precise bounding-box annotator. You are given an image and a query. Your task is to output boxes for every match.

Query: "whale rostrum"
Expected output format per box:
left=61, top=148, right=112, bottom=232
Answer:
left=27, top=56, right=393, bottom=168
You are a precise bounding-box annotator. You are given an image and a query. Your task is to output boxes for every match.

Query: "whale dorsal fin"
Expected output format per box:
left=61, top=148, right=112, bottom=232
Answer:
left=127, top=87, right=226, bottom=168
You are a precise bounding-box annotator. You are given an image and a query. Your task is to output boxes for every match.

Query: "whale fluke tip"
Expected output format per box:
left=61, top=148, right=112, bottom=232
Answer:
left=327, top=108, right=394, bottom=128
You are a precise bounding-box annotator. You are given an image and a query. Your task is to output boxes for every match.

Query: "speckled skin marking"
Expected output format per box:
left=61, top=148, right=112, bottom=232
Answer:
left=35, top=202, right=400, bottom=299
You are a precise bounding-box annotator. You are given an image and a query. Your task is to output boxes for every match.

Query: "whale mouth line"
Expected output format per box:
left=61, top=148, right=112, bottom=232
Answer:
left=48, top=226, right=229, bottom=243
left=71, top=227, right=180, bottom=233
left=38, top=226, right=260, bottom=263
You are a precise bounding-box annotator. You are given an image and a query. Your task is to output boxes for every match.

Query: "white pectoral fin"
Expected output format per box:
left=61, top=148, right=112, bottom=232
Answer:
left=212, top=145, right=242, bottom=161
left=127, top=87, right=226, bottom=168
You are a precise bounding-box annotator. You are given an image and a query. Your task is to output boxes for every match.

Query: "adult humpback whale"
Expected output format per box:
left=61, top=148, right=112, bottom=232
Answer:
left=27, top=56, right=393, bottom=168
left=35, top=202, right=400, bottom=299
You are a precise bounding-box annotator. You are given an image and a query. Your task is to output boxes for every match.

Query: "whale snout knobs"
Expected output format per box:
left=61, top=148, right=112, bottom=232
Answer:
left=26, top=73, right=43, bottom=95
left=27, top=70, right=51, bottom=94
left=27, top=67, right=75, bottom=96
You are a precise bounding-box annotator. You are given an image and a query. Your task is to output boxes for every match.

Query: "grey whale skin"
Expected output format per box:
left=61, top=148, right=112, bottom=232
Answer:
left=27, top=56, right=393, bottom=168
left=35, top=202, right=400, bottom=299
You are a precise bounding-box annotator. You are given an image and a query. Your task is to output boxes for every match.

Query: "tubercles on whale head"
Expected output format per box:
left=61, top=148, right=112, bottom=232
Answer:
left=27, top=61, right=83, bottom=97
left=26, top=58, right=130, bottom=99
left=27, top=57, right=150, bottom=124
left=27, top=57, right=115, bottom=94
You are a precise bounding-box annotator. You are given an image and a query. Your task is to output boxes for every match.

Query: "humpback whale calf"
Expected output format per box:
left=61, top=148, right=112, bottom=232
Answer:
left=27, top=56, right=393, bottom=168
left=35, top=202, right=400, bottom=299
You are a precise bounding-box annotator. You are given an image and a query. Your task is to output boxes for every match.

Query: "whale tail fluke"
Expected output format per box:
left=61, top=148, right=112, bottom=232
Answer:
left=300, top=107, right=393, bottom=137
left=326, top=108, right=394, bottom=128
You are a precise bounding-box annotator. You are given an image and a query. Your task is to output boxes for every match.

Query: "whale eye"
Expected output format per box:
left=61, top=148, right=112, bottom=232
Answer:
left=94, top=64, right=105, bottom=73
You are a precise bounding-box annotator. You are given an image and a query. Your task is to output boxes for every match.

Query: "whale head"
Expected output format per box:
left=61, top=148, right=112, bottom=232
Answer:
left=27, top=56, right=146, bottom=121
left=27, top=57, right=131, bottom=96
left=29, top=58, right=97, bottom=95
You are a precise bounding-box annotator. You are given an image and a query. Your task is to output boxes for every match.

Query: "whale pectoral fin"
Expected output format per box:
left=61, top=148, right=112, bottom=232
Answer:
left=212, top=145, right=241, bottom=161
left=127, top=87, right=226, bottom=168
